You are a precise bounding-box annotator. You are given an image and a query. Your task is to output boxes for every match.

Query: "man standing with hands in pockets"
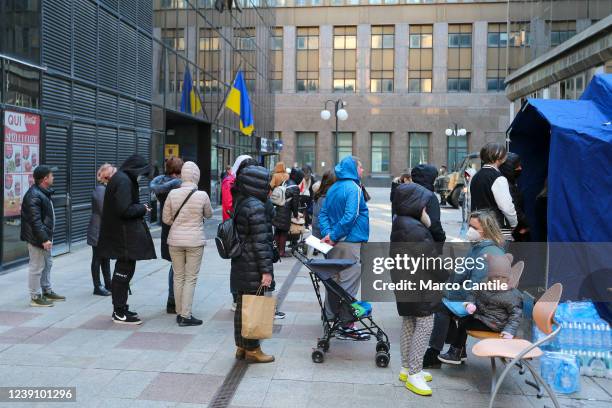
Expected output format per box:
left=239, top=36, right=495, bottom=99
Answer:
left=97, top=154, right=156, bottom=325
left=21, top=165, right=65, bottom=307
left=319, top=156, right=370, bottom=340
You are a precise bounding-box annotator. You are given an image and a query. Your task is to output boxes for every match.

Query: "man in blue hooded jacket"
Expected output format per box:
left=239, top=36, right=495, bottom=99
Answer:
left=319, top=156, right=369, bottom=340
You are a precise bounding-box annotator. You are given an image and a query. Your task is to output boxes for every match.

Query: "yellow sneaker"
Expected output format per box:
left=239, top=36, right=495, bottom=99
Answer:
left=405, top=373, right=432, bottom=396
left=399, top=369, right=432, bottom=383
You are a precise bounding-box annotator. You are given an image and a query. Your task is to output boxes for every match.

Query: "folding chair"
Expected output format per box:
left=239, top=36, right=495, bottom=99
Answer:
left=472, top=283, right=563, bottom=408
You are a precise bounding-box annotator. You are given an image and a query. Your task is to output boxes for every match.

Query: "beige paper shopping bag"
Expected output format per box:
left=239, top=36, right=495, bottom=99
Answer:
left=241, top=287, right=276, bottom=339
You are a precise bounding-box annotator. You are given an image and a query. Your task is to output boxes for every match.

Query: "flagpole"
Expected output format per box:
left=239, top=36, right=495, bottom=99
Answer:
left=213, top=61, right=243, bottom=124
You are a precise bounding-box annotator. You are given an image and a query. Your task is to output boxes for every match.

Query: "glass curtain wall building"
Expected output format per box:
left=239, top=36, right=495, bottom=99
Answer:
left=1, top=0, right=156, bottom=268
left=153, top=0, right=276, bottom=206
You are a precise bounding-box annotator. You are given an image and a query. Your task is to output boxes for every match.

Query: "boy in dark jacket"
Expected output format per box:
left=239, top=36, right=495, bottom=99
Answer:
left=98, top=154, right=156, bottom=325
left=21, top=165, right=65, bottom=307
left=438, top=254, right=523, bottom=365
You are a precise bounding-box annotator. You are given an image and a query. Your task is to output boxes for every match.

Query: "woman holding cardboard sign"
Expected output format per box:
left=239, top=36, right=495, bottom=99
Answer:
left=230, top=158, right=276, bottom=364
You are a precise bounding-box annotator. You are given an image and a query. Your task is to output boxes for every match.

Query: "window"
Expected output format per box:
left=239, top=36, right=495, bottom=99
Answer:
left=447, top=133, right=468, bottom=171
left=0, top=0, right=41, bottom=64
left=371, top=26, right=394, bottom=93
left=487, top=23, right=507, bottom=92
left=296, top=27, right=319, bottom=92
left=5, top=61, right=40, bottom=109
left=408, top=25, right=433, bottom=93
left=335, top=132, right=353, bottom=163
left=371, top=132, right=390, bottom=174
left=270, top=27, right=283, bottom=93
left=161, top=0, right=186, bottom=8
left=408, top=133, right=429, bottom=167
left=333, top=26, right=357, bottom=92
left=507, top=22, right=530, bottom=75
left=448, top=24, right=472, bottom=92
left=296, top=132, right=317, bottom=167
left=162, top=28, right=185, bottom=51
left=550, top=21, right=576, bottom=47
left=234, top=28, right=257, bottom=93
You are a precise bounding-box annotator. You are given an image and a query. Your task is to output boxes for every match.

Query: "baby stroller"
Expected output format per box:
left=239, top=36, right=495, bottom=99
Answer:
left=292, top=244, right=391, bottom=367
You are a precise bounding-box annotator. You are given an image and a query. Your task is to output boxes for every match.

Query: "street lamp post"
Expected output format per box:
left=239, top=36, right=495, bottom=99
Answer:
left=445, top=123, right=467, bottom=138
left=321, top=99, right=348, bottom=141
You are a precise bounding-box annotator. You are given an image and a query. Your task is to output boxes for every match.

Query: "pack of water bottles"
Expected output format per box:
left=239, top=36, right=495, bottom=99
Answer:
left=540, top=352, right=581, bottom=394
left=533, top=301, right=612, bottom=379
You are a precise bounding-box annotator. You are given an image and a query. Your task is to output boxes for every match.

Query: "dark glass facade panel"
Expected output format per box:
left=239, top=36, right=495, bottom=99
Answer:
left=4, top=61, right=40, bottom=108
left=0, top=0, right=41, bottom=64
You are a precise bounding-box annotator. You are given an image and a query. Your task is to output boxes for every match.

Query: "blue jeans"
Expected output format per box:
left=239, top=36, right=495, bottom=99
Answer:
left=168, top=265, right=174, bottom=301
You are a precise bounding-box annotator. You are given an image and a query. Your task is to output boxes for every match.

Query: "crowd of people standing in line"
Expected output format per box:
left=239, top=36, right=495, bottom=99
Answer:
left=19, top=141, right=529, bottom=379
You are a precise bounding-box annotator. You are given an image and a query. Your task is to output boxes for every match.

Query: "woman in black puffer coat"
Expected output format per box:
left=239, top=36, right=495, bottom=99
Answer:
left=390, top=183, right=446, bottom=395
left=231, top=159, right=276, bottom=364
left=272, top=168, right=304, bottom=257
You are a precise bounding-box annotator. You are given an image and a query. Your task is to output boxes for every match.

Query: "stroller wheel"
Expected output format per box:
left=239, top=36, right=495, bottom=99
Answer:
left=312, top=349, right=325, bottom=364
left=375, top=351, right=390, bottom=368
left=317, top=340, right=330, bottom=352
left=375, top=341, right=389, bottom=354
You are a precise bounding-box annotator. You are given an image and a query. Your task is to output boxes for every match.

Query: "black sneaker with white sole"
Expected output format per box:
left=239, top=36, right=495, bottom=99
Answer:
left=274, top=311, right=286, bottom=320
left=112, top=311, right=142, bottom=325
left=438, top=346, right=462, bottom=365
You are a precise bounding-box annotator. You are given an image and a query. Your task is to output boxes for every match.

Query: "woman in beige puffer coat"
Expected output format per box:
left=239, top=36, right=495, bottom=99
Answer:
left=162, top=161, right=213, bottom=326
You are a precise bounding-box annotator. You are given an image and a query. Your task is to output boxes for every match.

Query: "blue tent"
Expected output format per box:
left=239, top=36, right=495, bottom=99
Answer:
left=507, top=73, right=612, bottom=300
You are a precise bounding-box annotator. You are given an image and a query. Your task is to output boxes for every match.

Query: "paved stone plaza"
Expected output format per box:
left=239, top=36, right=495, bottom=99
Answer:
left=0, top=188, right=609, bottom=407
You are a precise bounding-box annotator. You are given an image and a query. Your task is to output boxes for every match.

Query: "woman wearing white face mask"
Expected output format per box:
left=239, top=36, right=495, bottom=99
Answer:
left=424, top=210, right=506, bottom=368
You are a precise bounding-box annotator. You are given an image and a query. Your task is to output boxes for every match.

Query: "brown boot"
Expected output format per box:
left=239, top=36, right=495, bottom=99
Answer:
left=244, top=347, right=275, bottom=364
left=235, top=347, right=245, bottom=360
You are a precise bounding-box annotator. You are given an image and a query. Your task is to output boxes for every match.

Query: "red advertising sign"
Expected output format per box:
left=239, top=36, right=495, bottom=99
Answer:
left=4, top=111, right=40, bottom=217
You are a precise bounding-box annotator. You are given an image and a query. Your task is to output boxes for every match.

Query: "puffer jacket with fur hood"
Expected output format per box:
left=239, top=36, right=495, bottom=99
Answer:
left=162, top=161, right=213, bottom=247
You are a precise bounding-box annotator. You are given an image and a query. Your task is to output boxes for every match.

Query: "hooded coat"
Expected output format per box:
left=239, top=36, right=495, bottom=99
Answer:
left=411, top=164, right=446, bottom=243
left=390, top=183, right=445, bottom=316
left=162, top=162, right=213, bottom=247
left=231, top=165, right=276, bottom=293
left=319, top=157, right=369, bottom=243
left=87, top=184, right=106, bottom=247
left=499, top=152, right=529, bottom=240
left=221, top=174, right=235, bottom=221
left=97, top=154, right=156, bottom=261
left=150, top=174, right=182, bottom=260
left=271, top=168, right=303, bottom=232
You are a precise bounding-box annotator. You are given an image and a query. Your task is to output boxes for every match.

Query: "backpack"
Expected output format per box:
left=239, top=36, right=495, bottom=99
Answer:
left=270, top=181, right=291, bottom=206
left=215, top=198, right=249, bottom=259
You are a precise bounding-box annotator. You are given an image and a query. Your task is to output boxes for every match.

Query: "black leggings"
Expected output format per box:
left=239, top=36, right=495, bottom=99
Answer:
left=91, top=246, right=111, bottom=289
left=448, top=316, right=493, bottom=348
left=111, top=259, right=136, bottom=312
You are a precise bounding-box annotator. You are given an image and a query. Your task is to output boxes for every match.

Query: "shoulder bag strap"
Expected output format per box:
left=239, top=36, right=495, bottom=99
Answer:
left=172, top=188, right=197, bottom=222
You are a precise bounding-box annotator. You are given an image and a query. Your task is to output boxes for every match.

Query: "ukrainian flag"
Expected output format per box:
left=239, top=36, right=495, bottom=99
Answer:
left=180, top=68, right=202, bottom=115
left=225, top=71, right=254, bottom=136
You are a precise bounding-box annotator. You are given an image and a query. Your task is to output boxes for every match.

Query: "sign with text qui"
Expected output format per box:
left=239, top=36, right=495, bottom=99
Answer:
left=4, top=111, right=40, bottom=217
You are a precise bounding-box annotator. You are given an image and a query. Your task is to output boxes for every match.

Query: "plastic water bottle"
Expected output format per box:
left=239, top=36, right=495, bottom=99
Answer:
left=589, top=352, right=607, bottom=378
left=558, top=322, right=567, bottom=347
left=584, top=323, right=593, bottom=349
left=554, top=360, right=580, bottom=394
left=604, top=325, right=611, bottom=350
left=566, top=322, right=574, bottom=347
left=541, top=356, right=556, bottom=385
left=574, top=323, right=583, bottom=348
left=593, top=324, right=603, bottom=350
